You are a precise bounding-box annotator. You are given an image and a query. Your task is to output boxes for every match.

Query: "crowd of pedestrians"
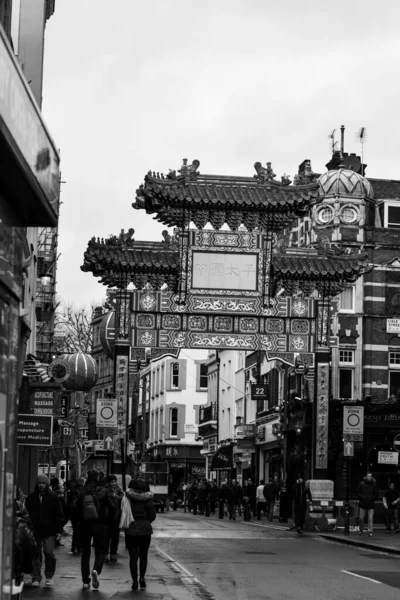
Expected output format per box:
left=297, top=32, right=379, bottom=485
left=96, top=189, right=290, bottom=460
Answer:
left=182, top=476, right=283, bottom=523
left=13, top=469, right=156, bottom=592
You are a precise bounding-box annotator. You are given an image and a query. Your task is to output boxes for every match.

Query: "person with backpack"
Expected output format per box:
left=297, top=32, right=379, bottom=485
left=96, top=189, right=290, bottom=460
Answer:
left=104, top=474, right=123, bottom=562
left=78, top=469, right=108, bottom=590
left=65, top=480, right=83, bottom=554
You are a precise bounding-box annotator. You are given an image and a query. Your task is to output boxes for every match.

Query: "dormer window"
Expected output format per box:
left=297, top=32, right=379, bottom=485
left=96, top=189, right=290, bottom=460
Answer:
left=378, top=201, right=400, bottom=229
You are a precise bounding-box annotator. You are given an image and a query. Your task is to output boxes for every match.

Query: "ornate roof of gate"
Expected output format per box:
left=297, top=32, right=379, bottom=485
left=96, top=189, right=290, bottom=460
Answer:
left=133, top=159, right=321, bottom=231
left=81, top=231, right=367, bottom=295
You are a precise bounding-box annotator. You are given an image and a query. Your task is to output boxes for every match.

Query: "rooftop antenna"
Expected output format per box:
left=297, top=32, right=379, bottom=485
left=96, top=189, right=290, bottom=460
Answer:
left=356, top=127, right=367, bottom=176
left=339, top=125, right=345, bottom=168
left=327, top=129, right=338, bottom=154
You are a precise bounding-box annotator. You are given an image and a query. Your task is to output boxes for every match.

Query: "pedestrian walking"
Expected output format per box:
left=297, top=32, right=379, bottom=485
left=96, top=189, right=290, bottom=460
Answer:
left=65, top=480, right=82, bottom=554
left=197, top=480, right=210, bottom=516
left=357, top=471, right=378, bottom=537
left=382, top=481, right=400, bottom=533
left=125, top=477, right=156, bottom=591
left=227, top=479, right=243, bottom=520
left=247, top=479, right=257, bottom=518
left=50, top=477, right=67, bottom=543
left=209, top=480, right=219, bottom=515
left=104, top=474, right=123, bottom=561
left=14, top=497, right=38, bottom=588
left=292, top=475, right=311, bottom=534
left=188, top=479, right=199, bottom=515
left=263, top=475, right=279, bottom=521
left=256, top=479, right=267, bottom=520
left=78, top=469, right=108, bottom=590
left=242, top=480, right=252, bottom=521
left=25, top=474, right=64, bottom=587
left=218, top=481, right=229, bottom=519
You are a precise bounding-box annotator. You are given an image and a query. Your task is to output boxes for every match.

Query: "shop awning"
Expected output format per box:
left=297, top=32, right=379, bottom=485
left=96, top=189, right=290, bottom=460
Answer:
left=210, top=445, right=233, bottom=470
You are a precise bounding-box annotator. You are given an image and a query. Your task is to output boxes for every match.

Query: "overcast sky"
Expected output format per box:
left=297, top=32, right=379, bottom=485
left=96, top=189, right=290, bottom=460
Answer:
left=42, top=0, right=400, bottom=308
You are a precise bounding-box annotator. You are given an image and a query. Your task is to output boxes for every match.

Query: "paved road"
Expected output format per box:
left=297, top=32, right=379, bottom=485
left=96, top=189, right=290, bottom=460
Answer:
left=153, top=512, right=400, bottom=600
left=21, top=511, right=400, bottom=599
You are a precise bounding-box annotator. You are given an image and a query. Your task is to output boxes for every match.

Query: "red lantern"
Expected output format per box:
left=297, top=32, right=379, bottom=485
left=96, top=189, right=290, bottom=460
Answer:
left=62, top=352, right=98, bottom=391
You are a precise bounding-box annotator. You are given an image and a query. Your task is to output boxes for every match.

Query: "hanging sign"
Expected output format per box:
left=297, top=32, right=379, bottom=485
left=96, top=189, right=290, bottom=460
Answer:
left=251, top=384, right=268, bottom=400
left=17, top=414, right=53, bottom=446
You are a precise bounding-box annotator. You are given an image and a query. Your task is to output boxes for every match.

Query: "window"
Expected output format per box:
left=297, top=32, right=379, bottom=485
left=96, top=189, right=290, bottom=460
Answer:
left=171, top=363, right=179, bottom=388
left=339, top=369, right=353, bottom=399
left=170, top=407, right=178, bottom=436
left=199, top=364, right=208, bottom=388
left=339, top=287, right=354, bottom=312
left=317, top=206, right=333, bottom=224
left=389, top=371, right=400, bottom=397
left=340, top=206, right=358, bottom=224
left=389, top=352, right=400, bottom=366
left=339, top=350, right=354, bottom=364
left=379, top=202, right=400, bottom=229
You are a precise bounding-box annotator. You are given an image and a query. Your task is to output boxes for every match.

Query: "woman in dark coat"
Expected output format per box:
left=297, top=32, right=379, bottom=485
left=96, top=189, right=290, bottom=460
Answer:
left=125, top=478, right=156, bottom=591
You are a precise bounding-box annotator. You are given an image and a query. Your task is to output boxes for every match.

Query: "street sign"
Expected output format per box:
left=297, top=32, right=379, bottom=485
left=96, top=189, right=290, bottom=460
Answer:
left=343, top=441, right=354, bottom=457
left=251, top=384, right=268, bottom=400
left=378, top=451, right=399, bottom=465
left=17, top=414, right=53, bottom=446
left=343, top=406, right=364, bottom=437
left=96, top=398, right=118, bottom=430
left=343, top=433, right=363, bottom=442
left=104, top=436, right=113, bottom=451
left=393, top=434, right=400, bottom=452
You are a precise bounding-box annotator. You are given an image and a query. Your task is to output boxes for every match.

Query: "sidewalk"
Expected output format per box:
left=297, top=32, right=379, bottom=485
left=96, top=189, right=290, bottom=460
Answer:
left=21, top=525, right=197, bottom=599
left=318, top=526, right=400, bottom=555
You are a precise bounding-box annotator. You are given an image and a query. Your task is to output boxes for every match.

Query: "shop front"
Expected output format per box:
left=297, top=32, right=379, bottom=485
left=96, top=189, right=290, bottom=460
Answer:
left=210, top=444, right=235, bottom=484
left=0, top=25, right=60, bottom=599
left=256, top=418, right=282, bottom=484
left=147, top=444, right=206, bottom=494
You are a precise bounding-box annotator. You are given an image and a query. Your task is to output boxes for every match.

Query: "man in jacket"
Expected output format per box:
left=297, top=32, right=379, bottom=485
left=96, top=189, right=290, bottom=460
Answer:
left=263, top=475, right=279, bottom=521
left=357, top=472, right=379, bottom=537
left=26, top=474, right=64, bottom=587
left=227, top=480, right=243, bottom=520
left=382, top=481, right=400, bottom=533
left=78, top=469, right=108, bottom=590
left=103, top=474, right=123, bottom=561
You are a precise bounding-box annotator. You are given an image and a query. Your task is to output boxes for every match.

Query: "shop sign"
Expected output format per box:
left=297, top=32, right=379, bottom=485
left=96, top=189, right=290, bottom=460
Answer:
left=387, top=319, right=400, bottom=333
left=191, top=465, right=206, bottom=477
left=0, top=28, right=60, bottom=219
left=30, top=389, right=56, bottom=415
left=209, top=436, right=217, bottom=452
left=378, top=451, right=399, bottom=465
left=48, top=359, right=70, bottom=383
left=165, top=446, right=179, bottom=457
left=185, top=424, right=198, bottom=434
left=315, top=363, right=329, bottom=469
left=235, top=424, right=256, bottom=439
left=170, top=462, right=185, bottom=469
left=17, top=414, right=53, bottom=446
left=364, top=413, right=400, bottom=425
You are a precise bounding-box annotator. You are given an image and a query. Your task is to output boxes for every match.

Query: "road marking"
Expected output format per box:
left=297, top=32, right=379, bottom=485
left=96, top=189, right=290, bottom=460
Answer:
left=342, top=570, right=382, bottom=584
left=156, top=546, right=196, bottom=578
left=245, top=521, right=289, bottom=531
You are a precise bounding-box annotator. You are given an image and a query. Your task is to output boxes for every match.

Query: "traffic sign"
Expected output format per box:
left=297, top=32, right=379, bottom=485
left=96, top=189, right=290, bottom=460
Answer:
left=393, top=434, right=400, bottom=452
left=378, top=451, right=399, bottom=465
left=104, top=436, right=113, bottom=451
left=343, top=441, right=354, bottom=457
left=96, top=398, right=118, bottom=429
left=343, top=406, right=364, bottom=437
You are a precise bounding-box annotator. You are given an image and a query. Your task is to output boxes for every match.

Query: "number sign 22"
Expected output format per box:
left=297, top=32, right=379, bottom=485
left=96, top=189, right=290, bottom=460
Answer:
left=251, top=384, right=267, bottom=400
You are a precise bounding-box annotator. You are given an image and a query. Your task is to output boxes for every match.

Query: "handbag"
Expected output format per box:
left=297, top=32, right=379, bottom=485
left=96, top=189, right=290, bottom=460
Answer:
left=119, top=495, right=134, bottom=529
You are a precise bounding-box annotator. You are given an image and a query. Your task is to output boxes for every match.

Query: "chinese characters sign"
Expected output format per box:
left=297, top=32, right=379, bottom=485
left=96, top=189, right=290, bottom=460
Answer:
left=315, top=362, right=329, bottom=470
left=192, top=252, right=258, bottom=291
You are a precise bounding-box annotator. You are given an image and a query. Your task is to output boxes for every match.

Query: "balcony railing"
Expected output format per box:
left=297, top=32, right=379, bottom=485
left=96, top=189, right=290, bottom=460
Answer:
left=199, top=403, right=217, bottom=424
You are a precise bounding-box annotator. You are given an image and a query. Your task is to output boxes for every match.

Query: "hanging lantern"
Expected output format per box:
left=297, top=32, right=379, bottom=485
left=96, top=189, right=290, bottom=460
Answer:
left=62, top=352, right=98, bottom=391
left=99, top=310, right=115, bottom=359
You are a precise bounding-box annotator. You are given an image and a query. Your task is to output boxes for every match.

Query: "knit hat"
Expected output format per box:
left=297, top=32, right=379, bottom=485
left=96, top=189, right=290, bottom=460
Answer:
left=87, top=469, right=99, bottom=482
left=77, top=477, right=85, bottom=486
left=107, top=474, right=117, bottom=482
left=36, top=474, right=49, bottom=485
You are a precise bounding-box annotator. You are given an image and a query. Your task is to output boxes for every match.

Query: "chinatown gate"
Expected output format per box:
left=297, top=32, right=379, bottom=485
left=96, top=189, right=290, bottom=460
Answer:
left=82, top=158, right=367, bottom=479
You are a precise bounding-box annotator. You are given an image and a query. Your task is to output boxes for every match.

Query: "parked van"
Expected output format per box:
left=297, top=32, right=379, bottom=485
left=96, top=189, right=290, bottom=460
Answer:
left=55, top=460, right=71, bottom=481
left=37, top=463, right=56, bottom=477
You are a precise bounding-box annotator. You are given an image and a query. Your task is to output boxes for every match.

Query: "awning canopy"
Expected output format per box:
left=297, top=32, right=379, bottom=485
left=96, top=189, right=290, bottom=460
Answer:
left=210, top=445, right=233, bottom=470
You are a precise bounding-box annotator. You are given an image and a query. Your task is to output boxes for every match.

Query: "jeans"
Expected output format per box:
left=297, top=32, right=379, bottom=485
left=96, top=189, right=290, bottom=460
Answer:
left=32, top=536, right=56, bottom=581
left=81, top=523, right=107, bottom=584
left=106, top=523, right=121, bottom=555
left=243, top=499, right=252, bottom=521
left=359, top=507, right=374, bottom=533
left=228, top=503, right=238, bottom=519
left=126, top=535, right=151, bottom=581
left=70, top=518, right=82, bottom=552
left=257, top=501, right=267, bottom=520
left=385, top=507, right=399, bottom=531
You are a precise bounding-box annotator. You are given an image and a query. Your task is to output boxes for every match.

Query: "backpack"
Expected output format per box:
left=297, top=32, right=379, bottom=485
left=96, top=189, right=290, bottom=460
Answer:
left=82, top=494, right=99, bottom=521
